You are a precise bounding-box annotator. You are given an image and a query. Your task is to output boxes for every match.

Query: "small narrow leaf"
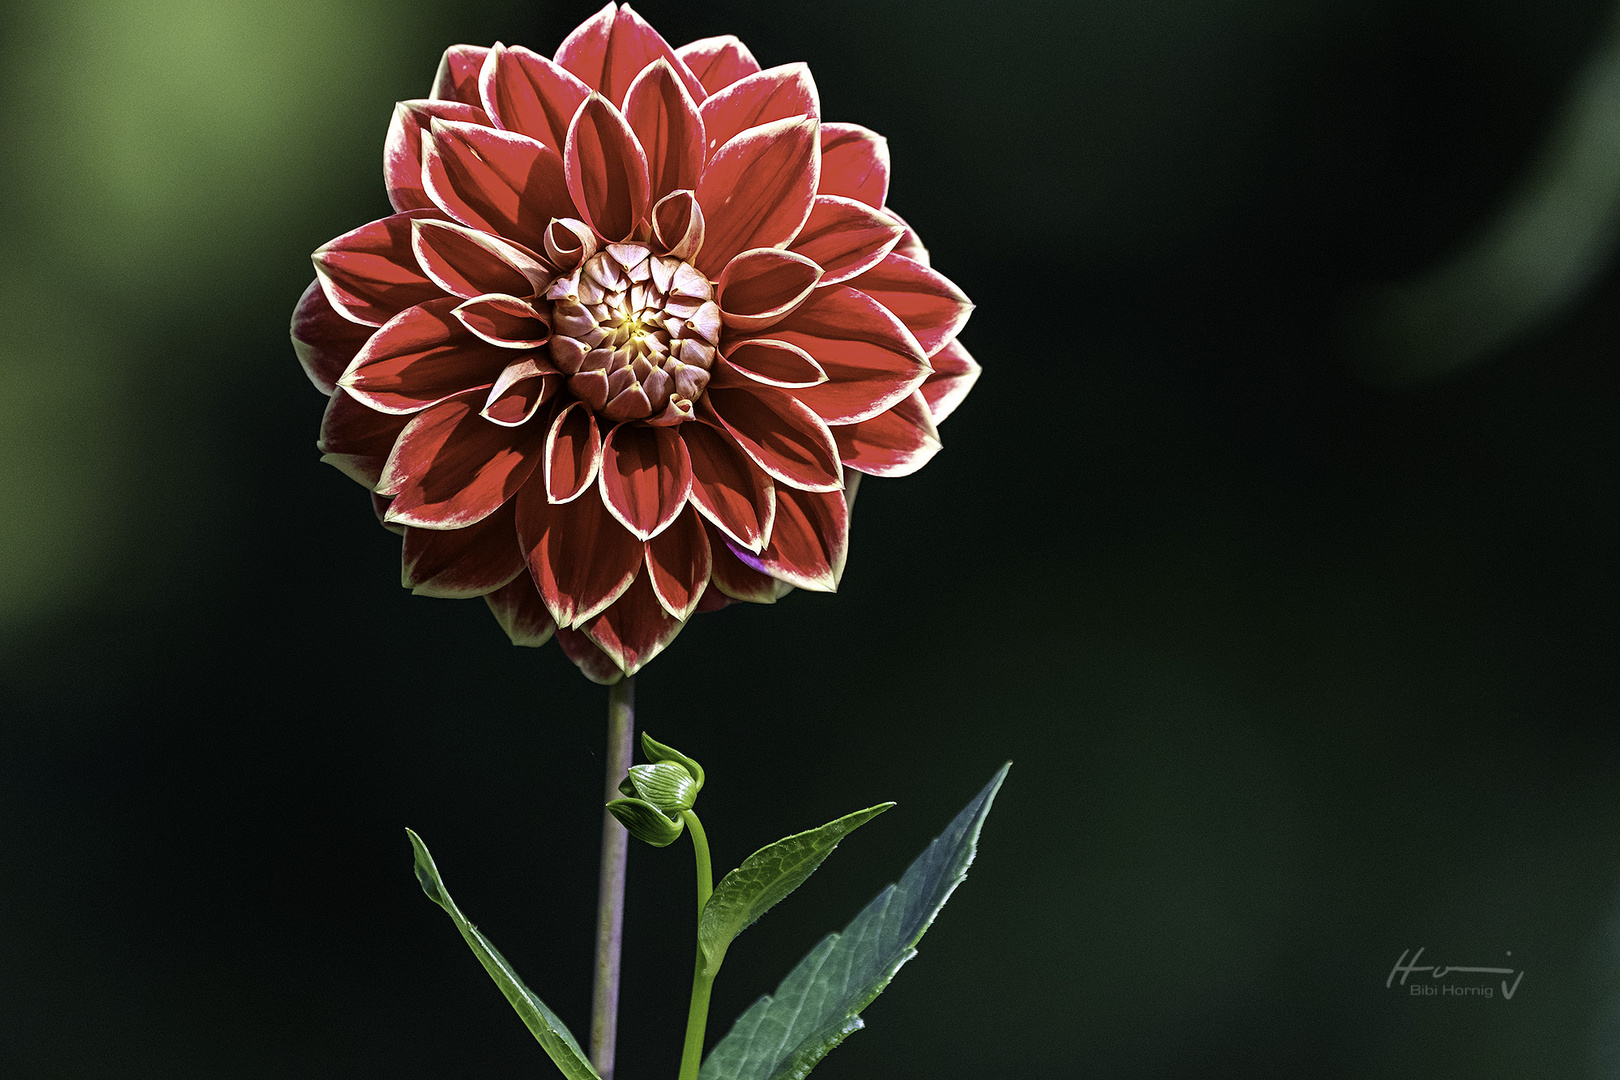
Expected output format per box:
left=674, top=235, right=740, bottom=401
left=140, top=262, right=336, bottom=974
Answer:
left=698, top=803, right=892, bottom=972
left=406, top=829, right=602, bottom=1080
left=699, top=763, right=1009, bottom=1080
left=642, top=732, right=706, bottom=790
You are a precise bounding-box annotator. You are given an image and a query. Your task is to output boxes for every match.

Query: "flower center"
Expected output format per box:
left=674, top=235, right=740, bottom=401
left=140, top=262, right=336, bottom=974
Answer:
left=548, top=244, right=721, bottom=425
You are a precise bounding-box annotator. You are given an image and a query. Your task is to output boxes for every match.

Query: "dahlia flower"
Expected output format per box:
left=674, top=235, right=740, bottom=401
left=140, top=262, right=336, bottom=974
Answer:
left=292, top=3, right=978, bottom=683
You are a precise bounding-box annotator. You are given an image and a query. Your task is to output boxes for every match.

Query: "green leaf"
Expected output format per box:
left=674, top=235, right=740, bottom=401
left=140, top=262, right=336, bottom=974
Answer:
left=698, top=803, right=894, bottom=972
left=406, top=829, right=601, bottom=1080
left=698, top=764, right=1010, bottom=1080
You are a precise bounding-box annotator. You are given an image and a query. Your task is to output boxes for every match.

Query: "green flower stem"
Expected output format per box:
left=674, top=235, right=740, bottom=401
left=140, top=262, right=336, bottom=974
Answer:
left=684, top=809, right=713, bottom=911
left=676, top=809, right=715, bottom=1080
left=677, top=960, right=717, bottom=1080
left=590, top=676, right=636, bottom=1080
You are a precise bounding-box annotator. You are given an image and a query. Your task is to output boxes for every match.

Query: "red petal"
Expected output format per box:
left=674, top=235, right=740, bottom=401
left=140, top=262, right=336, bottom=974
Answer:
left=676, top=35, right=762, bottom=97
left=715, top=339, right=827, bottom=389
left=543, top=400, right=601, bottom=503
left=702, top=385, right=842, bottom=493
left=556, top=3, right=705, bottom=107
left=644, top=505, right=711, bottom=620
left=376, top=395, right=540, bottom=524
left=682, top=422, right=775, bottom=552
left=555, top=625, right=625, bottom=684
left=706, top=521, right=785, bottom=604
left=843, top=468, right=863, bottom=512
left=739, top=485, right=848, bottom=593
left=580, top=570, right=686, bottom=677
left=624, top=59, right=705, bottom=203
left=695, top=581, right=731, bottom=613
left=478, top=43, right=590, bottom=150
left=317, top=389, right=408, bottom=488
left=716, top=248, right=821, bottom=331
left=698, top=63, right=819, bottom=157
left=378, top=393, right=545, bottom=529
left=386, top=100, right=492, bottom=213
left=313, top=210, right=444, bottom=327
left=402, top=500, right=525, bottom=597
left=553, top=3, right=615, bottom=86
left=789, top=196, right=904, bottom=286
left=431, top=45, right=491, bottom=105
left=832, top=389, right=941, bottom=477
left=292, top=279, right=372, bottom=395
left=482, top=360, right=559, bottom=427
left=373, top=492, right=404, bottom=536
left=599, top=423, right=692, bottom=540
left=884, top=205, right=930, bottom=265
left=819, top=123, right=889, bottom=208
left=339, top=297, right=513, bottom=414
left=516, top=483, right=642, bottom=627
left=411, top=217, right=551, bottom=300
left=454, top=294, right=551, bottom=348
left=846, top=253, right=972, bottom=356
left=694, top=116, right=820, bottom=277
left=920, top=338, right=980, bottom=423
left=423, top=118, right=572, bottom=250
left=752, top=285, right=929, bottom=424
left=484, top=571, right=558, bottom=647
left=564, top=94, right=652, bottom=243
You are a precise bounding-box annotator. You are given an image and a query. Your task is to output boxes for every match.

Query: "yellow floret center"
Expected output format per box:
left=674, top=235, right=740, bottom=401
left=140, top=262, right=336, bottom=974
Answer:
left=607, top=307, right=650, bottom=348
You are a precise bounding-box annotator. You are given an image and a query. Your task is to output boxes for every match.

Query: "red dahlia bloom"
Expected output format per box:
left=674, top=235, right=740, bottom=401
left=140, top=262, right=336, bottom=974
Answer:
left=292, top=3, right=979, bottom=683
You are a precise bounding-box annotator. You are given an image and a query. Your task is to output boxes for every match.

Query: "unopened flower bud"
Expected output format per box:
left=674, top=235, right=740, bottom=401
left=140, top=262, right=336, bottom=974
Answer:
left=624, top=761, right=699, bottom=814
left=606, top=734, right=706, bottom=847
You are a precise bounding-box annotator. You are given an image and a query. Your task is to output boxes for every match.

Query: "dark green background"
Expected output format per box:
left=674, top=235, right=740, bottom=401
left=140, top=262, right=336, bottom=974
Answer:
left=4, top=0, right=1618, bottom=1076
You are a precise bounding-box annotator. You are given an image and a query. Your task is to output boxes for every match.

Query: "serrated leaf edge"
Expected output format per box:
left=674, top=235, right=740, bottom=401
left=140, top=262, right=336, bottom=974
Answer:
left=698, top=802, right=894, bottom=971
left=698, top=763, right=1009, bottom=1080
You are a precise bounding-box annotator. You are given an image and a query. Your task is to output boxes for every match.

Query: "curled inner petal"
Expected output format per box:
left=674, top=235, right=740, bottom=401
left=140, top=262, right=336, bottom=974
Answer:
left=717, top=248, right=821, bottom=331
left=454, top=294, right=553, bottom=348
left=482, top=359, right=559, bottom=427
